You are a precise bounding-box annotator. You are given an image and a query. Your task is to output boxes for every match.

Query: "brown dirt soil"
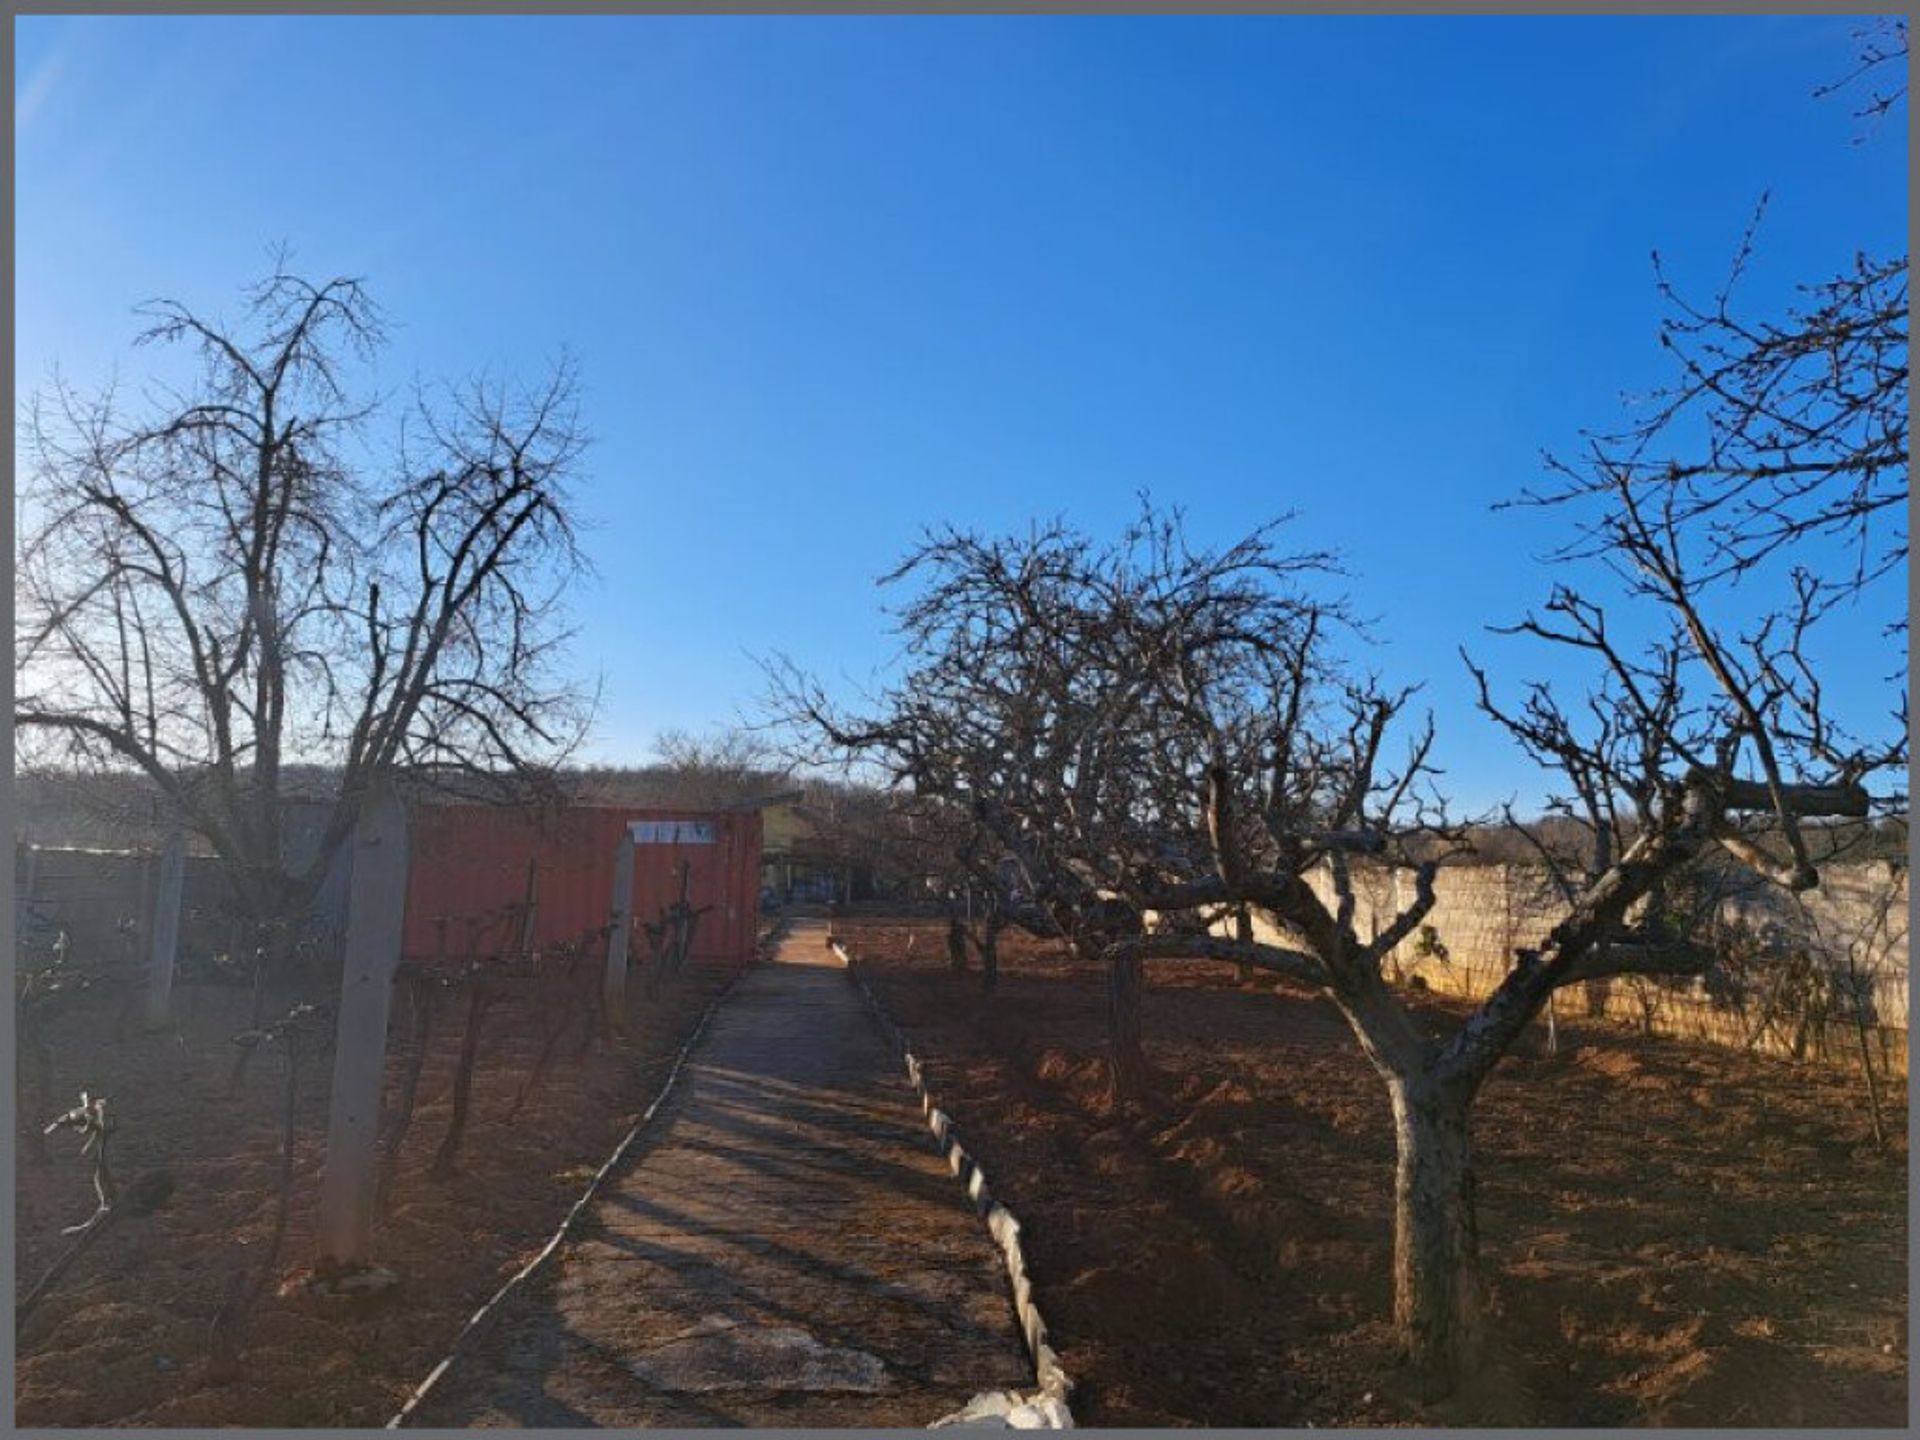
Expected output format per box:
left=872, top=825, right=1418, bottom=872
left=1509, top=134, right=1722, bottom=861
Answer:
left=834, top=915, right=1908, bottom=1428
left=14, top=954, right=747, bottom=1428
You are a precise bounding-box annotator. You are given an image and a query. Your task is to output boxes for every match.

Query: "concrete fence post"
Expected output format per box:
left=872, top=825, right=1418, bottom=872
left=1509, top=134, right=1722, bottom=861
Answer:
left=317, top=786, right=411, bottom=1267
left=16, top=842, right=39, bottom=949
left=604, top=829, right=636, bottom=1036
left=142, top=830, right=186, bottom=1028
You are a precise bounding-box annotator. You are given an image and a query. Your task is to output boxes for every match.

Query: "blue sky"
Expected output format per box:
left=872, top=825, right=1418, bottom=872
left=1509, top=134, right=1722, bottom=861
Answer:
left=14, top=14, right=1907, bottom=811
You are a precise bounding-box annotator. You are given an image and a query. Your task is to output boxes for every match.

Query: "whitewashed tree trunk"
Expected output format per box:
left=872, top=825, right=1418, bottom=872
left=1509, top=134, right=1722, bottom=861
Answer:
left=604, top=830, right=636, bottom=1037
left=142, top=831, right=185, bottom=1028
left=1389, top=1076, right=1482, bottom=1398
left=317, top=787, right=410, bottom=1267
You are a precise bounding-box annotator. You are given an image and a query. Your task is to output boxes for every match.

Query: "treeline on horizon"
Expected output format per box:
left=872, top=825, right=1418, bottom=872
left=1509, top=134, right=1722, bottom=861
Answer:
left=14, top=760, right=1908, bottom=868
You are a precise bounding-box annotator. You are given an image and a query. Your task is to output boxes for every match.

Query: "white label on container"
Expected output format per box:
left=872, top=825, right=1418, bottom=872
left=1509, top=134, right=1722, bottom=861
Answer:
left=628, top=820, right=717, bottom=844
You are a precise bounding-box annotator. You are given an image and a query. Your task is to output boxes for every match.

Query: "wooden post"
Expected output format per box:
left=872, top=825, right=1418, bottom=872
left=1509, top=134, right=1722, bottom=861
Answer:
left=430, top=978, right=499, bottom=1178
left=604, top=829, right=636, bottom=1037
left=724, top=825, right=738, bottom=953
left=317, top=786, right=410, bottom=1268
left=142, top=831, right=185, bottom=1029
left=674, top=858, right=694, bottom=973
left=516, top=857, right=540, bottom=957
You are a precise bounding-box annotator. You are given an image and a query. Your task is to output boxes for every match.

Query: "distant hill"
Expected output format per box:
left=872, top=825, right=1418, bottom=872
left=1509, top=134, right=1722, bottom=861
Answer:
left=16, top=764, right=1905, bottom=871
left=12, top=762, right=803, bottom=852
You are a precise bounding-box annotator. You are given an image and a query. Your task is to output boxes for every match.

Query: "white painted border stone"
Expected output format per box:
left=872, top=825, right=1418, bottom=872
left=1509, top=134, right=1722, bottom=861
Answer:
left=831, top=939, right=1076, bottom=1428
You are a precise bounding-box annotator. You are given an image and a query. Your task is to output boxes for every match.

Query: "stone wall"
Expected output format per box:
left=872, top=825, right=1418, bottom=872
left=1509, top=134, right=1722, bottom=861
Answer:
left=1242, top=860, right=1908, bottom=1074
left=15, top=845, right=234, bottom=970
left=15, top=826, right=352, bottom=975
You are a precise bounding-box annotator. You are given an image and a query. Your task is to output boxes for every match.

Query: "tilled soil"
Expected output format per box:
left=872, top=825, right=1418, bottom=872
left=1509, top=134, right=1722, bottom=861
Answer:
left=834, top=916, right=1909, bottom=1428
left=13, top=956, right=746, bottom=1428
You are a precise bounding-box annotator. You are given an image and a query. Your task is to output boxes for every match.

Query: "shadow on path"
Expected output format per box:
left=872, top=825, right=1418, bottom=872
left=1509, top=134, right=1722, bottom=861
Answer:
left=411, top=921, right=1030, bottom=1428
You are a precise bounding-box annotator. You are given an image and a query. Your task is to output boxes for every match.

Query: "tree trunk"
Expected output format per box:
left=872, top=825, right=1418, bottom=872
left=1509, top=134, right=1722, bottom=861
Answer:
left=1584, top=977, right=1608, bottom=1017
left=576, top=952, right=605, bottom=1057
left=979, top=917, right=1002, bottom=996
left=1852, top=1005, right=1887, bottom=1147
left=209, top=1026, right=301, bottom=1376
left=376, top=975, right=435, bottom=1208
left=1106, top=949, right=1149, bottom=1102
left=431, top=981, right=497, bottom=1179
left=678, top=908, right=702, bottom=978
left=947, top=915, right=969, bottom=972
left=1388, top=1078, right=1482, bottom=1400
left=247, top=914, right=298, bottom=1027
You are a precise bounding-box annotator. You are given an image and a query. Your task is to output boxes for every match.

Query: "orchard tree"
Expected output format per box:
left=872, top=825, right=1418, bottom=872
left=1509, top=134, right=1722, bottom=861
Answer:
left=772, top=511, right=1348, bottom=1094
left=778, top=495, right=1890, bottom=1397
left=1518, top=17, right=1907, bottom=632
left=1438, top=22, right=1906, bottom=1390
left=772, top=24, right=1906, bottom=1400
left=15, top=266, right=593, bottom=967
left=648, top=726, right=793, bottom=808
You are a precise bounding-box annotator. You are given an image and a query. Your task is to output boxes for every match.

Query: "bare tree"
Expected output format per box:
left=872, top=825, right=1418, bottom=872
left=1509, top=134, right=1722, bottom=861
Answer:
left=649, top=726, right=792, bottom=808
left=1813, top=16, right=1909, bottom=137
left=773, top=509, right=1339, bottom=1095
left=15, top=266, right=592, bottom=968
left=771, top=29, right=1906, bottom=1401
left=1516, top=21, right=1908, bottom=632
left=1440, top=25, right=1907, bottom=1393
left=779, top=491, right=1891, bottom=1397
left=1452, top=488, right=1890, bottom=1389
left=793, top=781, right=955, bottom=906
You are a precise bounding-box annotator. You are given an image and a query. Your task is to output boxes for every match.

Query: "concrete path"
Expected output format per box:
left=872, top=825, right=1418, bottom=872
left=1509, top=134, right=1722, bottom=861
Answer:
left=412, top=921, right=1031, bottom=1427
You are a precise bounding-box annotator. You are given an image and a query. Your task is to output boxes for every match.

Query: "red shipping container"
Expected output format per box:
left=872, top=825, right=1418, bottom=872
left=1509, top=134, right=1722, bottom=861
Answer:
left=401, top=804, right=763, bottom=965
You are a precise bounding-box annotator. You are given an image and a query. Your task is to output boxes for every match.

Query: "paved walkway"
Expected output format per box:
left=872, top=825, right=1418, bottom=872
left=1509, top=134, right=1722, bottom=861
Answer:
left=412, top=921, right=1031, bottom=1427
